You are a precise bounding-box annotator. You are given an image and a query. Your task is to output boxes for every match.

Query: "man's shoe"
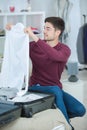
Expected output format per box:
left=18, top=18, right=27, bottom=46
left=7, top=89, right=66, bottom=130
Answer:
left=71, top=125, right=74, bottom=130
left=70, top=124, right=74, bottom=130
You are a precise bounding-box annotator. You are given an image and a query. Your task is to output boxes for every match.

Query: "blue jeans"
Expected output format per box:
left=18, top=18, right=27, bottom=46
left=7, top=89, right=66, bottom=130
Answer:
left=28, top=85, right=86, bottom=123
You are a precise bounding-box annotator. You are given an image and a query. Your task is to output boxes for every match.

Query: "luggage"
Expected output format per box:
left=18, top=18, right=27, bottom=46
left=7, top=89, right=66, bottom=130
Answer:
left=83, top=24, right=87, bottom=64
left=0, top=101, right=21, bottom=128
left=12, top=91, right=55, bottom=117
left=0, top=91, right=55, bottom=118
left=0, top=91, right=55, bottom=128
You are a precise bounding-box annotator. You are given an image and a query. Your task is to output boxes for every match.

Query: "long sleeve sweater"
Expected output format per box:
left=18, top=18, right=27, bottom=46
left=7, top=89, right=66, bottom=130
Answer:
left=29, top=39, right=71, bottom=89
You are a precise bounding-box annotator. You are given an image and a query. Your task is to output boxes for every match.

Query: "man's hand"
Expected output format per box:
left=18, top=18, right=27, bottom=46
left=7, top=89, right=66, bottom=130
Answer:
left=24, top=26, right=34, bottom=38
left=6, top=23, right=13, bottom=30
left=24, top=26, right=39, bottom=42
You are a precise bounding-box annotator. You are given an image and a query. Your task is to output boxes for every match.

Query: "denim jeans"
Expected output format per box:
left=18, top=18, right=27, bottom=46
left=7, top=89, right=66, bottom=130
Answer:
left=28, top=85, right=86, bottom=123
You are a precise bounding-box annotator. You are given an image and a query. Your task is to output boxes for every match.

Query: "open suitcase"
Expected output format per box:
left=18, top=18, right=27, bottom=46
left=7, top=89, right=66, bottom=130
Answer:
left=13, top=91, right=55, bottom=117
left=0, top=90, right=55, bottom=128
left=0, top=91, right=55, bottom=117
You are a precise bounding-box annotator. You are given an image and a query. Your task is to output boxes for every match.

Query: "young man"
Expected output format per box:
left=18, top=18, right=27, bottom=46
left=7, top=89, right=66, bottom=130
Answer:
left=6, top=17, right=86, bottom=129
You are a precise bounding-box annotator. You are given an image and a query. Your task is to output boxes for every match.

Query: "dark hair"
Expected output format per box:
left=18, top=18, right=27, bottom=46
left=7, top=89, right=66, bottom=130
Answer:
left=45, top=17, right=65, bottom=36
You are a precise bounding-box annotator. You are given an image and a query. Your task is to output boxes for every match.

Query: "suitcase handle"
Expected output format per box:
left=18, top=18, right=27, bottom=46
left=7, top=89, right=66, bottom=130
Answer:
left=0, top=116, right=15, bottom=125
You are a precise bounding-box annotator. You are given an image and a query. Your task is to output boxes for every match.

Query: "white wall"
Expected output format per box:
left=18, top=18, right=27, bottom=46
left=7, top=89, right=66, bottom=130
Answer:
left=31, top=0, right=58, bottom=17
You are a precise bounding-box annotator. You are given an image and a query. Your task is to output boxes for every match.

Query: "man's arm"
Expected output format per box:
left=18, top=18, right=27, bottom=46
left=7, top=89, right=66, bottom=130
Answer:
left=24, top=27, right=39, bottom=42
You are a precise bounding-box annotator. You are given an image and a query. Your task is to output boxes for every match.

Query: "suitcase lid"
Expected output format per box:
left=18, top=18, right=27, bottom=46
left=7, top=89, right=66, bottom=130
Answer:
left=0, top=101, right=21, bottom=128
left=0, top=102, right=21, bottom=116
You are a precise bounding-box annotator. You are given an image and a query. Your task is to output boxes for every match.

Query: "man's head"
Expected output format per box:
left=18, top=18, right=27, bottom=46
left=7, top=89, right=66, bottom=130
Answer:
left=43, top=17, right=65, bottom=42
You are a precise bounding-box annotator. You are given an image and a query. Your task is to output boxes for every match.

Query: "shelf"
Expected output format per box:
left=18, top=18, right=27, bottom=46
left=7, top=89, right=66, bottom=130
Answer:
left=0, top=11, right=45, bottom=16
left=0, top=36, right=5, bottom=39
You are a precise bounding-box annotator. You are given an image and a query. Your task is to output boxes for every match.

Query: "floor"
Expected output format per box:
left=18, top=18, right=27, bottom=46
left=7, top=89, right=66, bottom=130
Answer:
left=61, top=68, right=87, bottom=130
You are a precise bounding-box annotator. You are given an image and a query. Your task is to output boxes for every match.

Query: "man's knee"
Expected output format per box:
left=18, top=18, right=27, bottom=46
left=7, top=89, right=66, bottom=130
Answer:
left=77, top=105, right=86, bottom=117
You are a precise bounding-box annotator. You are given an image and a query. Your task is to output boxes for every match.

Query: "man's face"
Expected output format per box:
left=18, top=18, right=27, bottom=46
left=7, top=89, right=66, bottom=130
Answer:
left=43, top=22, right=58, bottom=41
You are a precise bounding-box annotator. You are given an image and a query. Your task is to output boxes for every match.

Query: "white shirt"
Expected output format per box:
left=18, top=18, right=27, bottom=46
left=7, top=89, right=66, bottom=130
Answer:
left=0, top=23, right=29, bottom=96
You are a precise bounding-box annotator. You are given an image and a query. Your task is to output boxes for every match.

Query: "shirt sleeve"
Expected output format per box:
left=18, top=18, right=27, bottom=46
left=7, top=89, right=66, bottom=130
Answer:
left=30, top=39, right=71, bottom=62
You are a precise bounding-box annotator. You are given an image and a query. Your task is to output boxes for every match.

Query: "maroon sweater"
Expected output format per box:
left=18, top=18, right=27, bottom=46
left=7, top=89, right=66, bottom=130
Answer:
left=29, top=39, right=71, bottom=89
